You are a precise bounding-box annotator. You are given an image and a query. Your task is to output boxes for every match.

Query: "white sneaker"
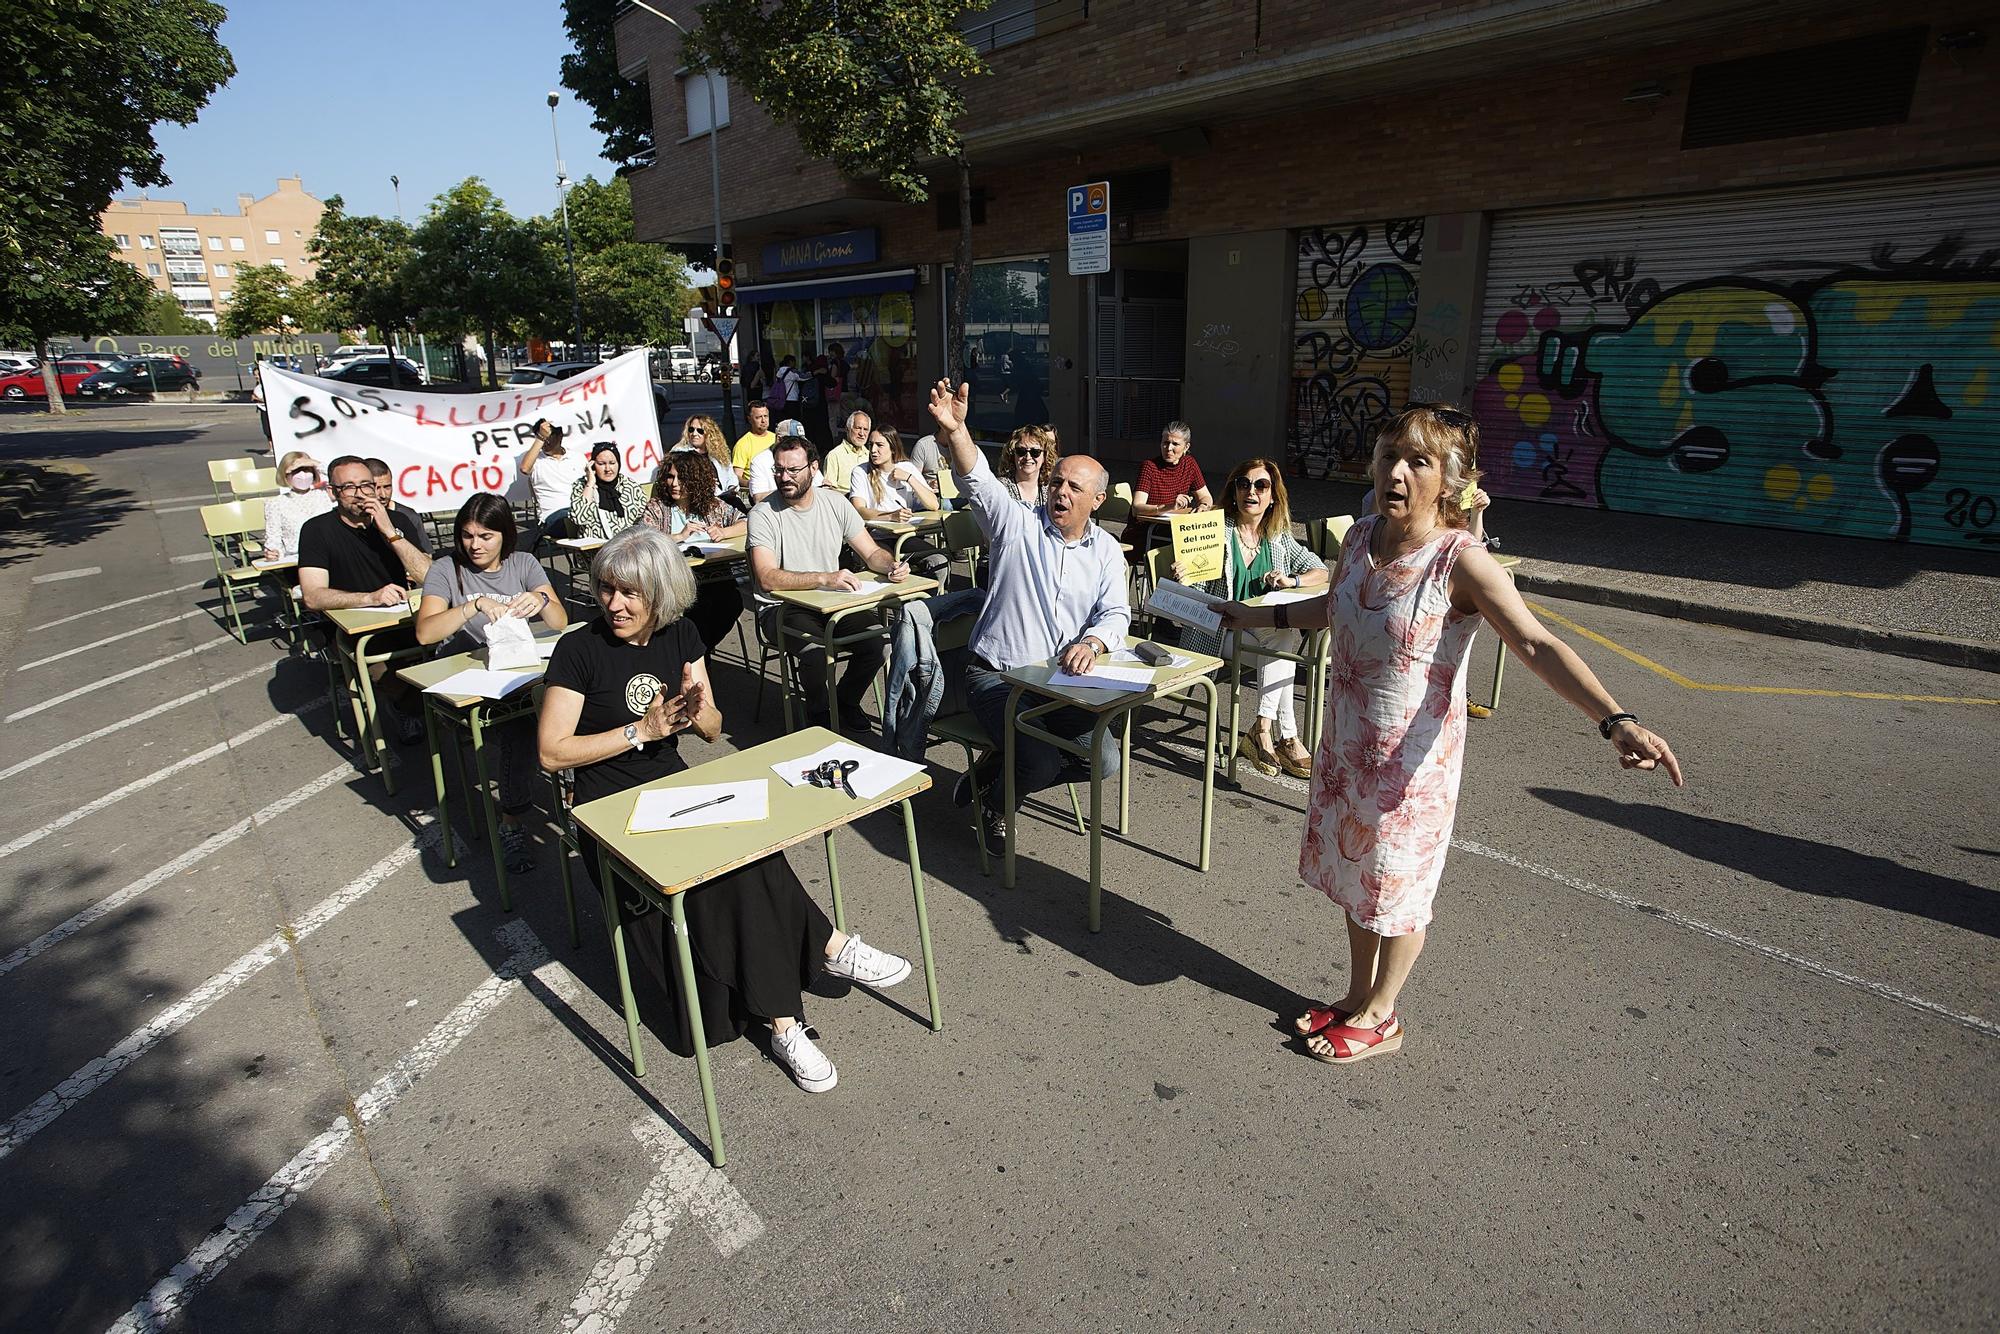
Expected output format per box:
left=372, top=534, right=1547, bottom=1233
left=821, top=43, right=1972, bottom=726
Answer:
left=823, top=934, right=912, bottom=988
left=771, top=1022, right=837, bottom=1093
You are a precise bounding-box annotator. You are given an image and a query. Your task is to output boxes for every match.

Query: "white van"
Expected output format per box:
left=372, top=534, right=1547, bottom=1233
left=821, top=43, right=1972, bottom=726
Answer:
left=667, top=344, right=698, bottom=380
left=326, top=344, right=390, bottom=370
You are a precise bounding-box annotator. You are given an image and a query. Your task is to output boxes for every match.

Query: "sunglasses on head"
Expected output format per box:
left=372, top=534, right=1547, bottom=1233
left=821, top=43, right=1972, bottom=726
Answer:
left=1407, top=402, right=1474, bottom=429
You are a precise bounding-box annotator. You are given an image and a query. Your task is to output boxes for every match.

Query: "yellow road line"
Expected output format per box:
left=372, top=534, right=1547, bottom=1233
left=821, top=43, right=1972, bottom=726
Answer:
left=1525, top=600, right=2000, bottom=706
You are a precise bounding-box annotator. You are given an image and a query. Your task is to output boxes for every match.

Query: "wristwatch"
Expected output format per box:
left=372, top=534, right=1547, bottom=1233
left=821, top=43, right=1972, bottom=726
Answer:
left=623, top=723, right=643, bottom=751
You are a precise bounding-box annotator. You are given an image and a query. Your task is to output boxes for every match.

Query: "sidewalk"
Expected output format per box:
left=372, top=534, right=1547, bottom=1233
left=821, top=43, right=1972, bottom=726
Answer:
left=0, top=402, right=247, bottom=435
left=1279, top=475, right=1999, bottom=672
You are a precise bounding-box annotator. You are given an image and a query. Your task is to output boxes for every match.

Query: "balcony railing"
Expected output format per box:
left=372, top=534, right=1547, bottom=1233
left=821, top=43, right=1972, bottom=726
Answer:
left=961, top=0, right=1087, bottom=54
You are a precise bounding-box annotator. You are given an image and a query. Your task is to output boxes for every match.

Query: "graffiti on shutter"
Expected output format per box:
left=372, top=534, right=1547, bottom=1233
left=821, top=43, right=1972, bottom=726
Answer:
left=1288, top=218, right=1423, bottom=480
left=1475, top=173, right=2000, bottom=548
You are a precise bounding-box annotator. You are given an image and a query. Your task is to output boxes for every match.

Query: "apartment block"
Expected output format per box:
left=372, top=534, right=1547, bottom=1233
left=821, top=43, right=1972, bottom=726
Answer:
left=617, top=0, right=1999, bottom=548
left=100, top=177, right=325, bottom=328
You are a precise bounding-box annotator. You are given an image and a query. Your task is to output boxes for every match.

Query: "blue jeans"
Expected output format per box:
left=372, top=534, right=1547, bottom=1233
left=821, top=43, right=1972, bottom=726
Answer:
left=964, top=658, right=1121, bottom=812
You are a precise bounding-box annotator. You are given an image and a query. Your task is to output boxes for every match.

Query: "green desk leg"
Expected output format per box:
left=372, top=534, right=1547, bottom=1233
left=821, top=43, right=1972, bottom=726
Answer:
left=424, top=697, right=455, bottom=869
left=823, top=829, right=846, bottom=932
left=553, top=813, right=580, bottom=949
left=337, top=640, right=371, bottom=768
left=1226, top=643, right=1244, bottom=784
left=773, top=606, right=796, bottom=732
left=1119, top=707, right=1132, bottom=833
left=599, top=846, right=646, bottom=1080
left=469, top=705, right=510, bottom=912
left=1484, top=637, right=1508, bottom=712
left=901, top=798, right=942, bottom=1030
left=1195, top=675, right=1217, bottom=871
left=353, top=632, right=396, bottom=795
left=1002, top=684, right=1023, bottom=890
left=671, top=892, right=727, bottom=1167
left=1087, top=714, right=1110, bottom=933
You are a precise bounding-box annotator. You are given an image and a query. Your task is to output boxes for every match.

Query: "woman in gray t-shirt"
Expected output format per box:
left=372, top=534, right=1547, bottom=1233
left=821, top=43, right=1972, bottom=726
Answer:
left=414, top=493, right=569, bottom=872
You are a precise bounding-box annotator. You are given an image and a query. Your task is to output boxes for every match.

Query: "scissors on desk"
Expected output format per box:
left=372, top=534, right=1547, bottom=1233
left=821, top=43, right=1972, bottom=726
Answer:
left=803, top=758, right=861, bottom=798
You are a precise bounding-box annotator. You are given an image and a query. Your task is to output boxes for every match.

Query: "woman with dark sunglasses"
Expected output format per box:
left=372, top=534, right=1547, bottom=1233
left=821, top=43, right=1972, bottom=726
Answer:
left=674, top=414, right=741, bottom=497
left=997, top=424, right=1058, bottom=507
left=1172, top=457, right=1327, bottom=777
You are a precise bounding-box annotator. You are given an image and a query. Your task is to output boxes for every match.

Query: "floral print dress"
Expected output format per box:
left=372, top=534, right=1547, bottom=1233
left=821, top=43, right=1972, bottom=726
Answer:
left=1299, top=517, right=1482, bottom=936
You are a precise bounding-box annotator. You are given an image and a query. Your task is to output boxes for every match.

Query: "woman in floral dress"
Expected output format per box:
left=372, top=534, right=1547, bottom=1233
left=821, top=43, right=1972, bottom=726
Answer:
left=1219, top=405, right=1683, bottom=1064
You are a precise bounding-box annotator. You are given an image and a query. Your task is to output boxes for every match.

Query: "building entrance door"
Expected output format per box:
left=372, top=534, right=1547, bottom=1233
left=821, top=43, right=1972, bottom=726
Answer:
left=1087, top=261, right=1186, bottom=460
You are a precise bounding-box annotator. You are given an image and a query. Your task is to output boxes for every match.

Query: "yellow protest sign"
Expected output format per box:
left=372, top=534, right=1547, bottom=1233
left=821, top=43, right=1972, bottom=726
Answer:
left=1168, top=509, right=1225, bottom=584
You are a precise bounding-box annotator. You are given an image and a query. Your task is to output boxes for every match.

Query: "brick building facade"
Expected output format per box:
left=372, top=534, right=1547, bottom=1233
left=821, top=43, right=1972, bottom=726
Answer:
left=100, top=178, right=325, bottom=328
left=618, top=1, right=2000, bottom=548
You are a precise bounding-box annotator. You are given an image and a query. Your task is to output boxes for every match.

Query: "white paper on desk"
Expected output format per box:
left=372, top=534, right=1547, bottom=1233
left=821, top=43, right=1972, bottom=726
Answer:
left=482, top=613, right=541, bottom=670
left=1258, top=588, right=1320, bottom=605
left=775, top=740, right=925, bottom=800
left=424, top=667, right=540, bottom=700
left=534, top=637, right=561, bottom=659
left=627, top=779, right=768, bottom=834
left=252, top=558, right=291, bottom=570
left=1046, top=664, right=1154, bottom=693
left=1146, top=580, right=1223, bottom=633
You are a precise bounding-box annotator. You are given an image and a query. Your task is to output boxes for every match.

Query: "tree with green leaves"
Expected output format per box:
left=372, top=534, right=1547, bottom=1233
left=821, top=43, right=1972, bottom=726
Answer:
left=0, top=0, right=234, bottom=265
left=141, top=289, right=216, bottom=335
left=683, top=0, right=987, bottom=378
left=307, top=195, right=415, bottom=342
left=577, top=242, right=696, bottom=345
left=404, top=179, right=564, bottom=386
left=220, top=264, right=307, bottom=338
left=559, top=0, right=656, bottom=172
left=0, top=233, right=152, bottom=409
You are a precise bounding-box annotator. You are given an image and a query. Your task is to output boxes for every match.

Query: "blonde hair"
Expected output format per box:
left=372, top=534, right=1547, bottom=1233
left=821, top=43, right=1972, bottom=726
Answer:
left=1372, top=404, right=1482, bottom=529
left=278, top=450, right=320, bottom=478
left=1220, top=457, right=1292, bottom=542
left=682, top=414, right=729, bottom=470
left=1000, top=424, right=1057, bottom=487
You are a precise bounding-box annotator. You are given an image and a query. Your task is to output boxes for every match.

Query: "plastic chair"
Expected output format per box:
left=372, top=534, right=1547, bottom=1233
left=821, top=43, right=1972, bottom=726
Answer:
left=1304, top=514, right=1355, bottom=562
left=229, top=467, right=279, bottom=498
left=942, top=509, right=983, bottom=587
left=200, top=499, right=267, bottom=642
left=208, top=457, right=256, bottom=501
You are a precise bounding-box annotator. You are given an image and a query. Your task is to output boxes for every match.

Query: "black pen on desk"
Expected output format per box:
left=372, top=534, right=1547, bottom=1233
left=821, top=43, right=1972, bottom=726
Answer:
left=668, top=793, right=734, bottom=819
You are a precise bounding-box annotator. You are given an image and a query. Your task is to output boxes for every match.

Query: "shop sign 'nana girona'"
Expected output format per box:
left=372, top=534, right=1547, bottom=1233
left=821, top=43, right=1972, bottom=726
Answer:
left=260, top=350, right=664, bottom=510
left=760, top=229, right=879, bottom=276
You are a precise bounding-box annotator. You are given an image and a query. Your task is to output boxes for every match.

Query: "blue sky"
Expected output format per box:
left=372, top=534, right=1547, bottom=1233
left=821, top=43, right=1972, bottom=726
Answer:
left=145, top=3, right=618, bottom=223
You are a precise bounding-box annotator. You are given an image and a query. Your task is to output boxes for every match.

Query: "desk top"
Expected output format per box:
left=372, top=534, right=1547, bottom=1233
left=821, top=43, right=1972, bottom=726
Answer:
left=1002, top=634, right=1224, bottom=713
left=570, top=728, right=932, bottom=897
left=865, top=511, right=947, bottom=536
left=558, top=533, right=746, bottom=569
left=325, top=590, right=419, bottom=637
left=393, top=627, right=574, bottom=707
left=770, top=573, right=939, bottom=615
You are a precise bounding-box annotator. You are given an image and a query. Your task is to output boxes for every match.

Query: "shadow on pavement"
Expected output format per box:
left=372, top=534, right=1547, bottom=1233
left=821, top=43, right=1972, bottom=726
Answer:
left=1529, top=787, right=2000, bottom=938
left=0, top=474, right=138, bottom=569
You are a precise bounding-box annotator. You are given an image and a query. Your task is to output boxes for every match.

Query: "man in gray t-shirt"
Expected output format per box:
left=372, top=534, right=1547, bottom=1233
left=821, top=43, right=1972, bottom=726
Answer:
left=747, top=436, right=910, bottom=728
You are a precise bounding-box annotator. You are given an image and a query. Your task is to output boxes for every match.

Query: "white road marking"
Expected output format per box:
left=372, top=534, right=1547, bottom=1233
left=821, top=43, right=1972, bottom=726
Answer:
left=31, top=567, right=101, bottom=584
left=139, top=494, right=216, bottom=506
left=169, top=553, right=213, bottom=565
left=28, top=580, right=211, bottom=633
left=5, top=637, right=233, bottom=722
left=0, top=701, right=325, bottom=862
left=149, top=504, right=206, bottom=515
left=15, top=610, right=207, bottom=671
left=0, top=762, right=350, bottom=979
left=0, top=827, right=434, bottom=1165
left=559, top=1118, right=765, bottom=1334
left=1453, top=839, right=2000, bottom=1041
left=103, top=919, right=575, bottom=1334
left=0, top=662, right=271, bottom=784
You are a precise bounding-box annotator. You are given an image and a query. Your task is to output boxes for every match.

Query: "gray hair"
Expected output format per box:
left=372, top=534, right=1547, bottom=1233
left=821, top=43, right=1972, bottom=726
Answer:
left=1161, top=421, right=1192, bottom=446
left=846, top=409, right=872, bottom=430
left=590, top=526, right=696, bottom=633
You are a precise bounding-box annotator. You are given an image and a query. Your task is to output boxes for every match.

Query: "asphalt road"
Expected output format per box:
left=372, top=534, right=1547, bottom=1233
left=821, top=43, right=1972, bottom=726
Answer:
left=0, top=408, right=1994, bottom=1332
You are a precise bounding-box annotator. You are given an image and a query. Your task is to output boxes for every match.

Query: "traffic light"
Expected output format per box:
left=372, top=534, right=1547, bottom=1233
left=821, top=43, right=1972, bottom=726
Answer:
left=715, top=256, right=735, bottom=312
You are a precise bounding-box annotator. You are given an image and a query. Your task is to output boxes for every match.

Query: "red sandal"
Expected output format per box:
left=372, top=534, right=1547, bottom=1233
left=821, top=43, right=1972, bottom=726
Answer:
left=1293, top=1003, right=1349, bottom=1039
left=1306, top=1013, right=1404, bottom=1064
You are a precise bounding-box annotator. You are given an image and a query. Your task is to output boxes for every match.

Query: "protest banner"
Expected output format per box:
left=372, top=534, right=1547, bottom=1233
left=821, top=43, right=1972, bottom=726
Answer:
left=259, top=350, right=664, bottom=512
left=1167, top=509, right=1225, bottom=584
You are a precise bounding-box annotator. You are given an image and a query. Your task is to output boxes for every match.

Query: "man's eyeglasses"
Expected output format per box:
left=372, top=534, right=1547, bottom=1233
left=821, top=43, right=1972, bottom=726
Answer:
left=1235, top=477, right=1272, bottom=492
left=331, top=482, right=379, bottom=495
left=773, top=464, right=813, bottom=478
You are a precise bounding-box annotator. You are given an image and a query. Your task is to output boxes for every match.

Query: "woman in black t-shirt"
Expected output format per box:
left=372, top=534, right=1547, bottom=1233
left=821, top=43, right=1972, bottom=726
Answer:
left=538, top=527, right=911, bottom=1093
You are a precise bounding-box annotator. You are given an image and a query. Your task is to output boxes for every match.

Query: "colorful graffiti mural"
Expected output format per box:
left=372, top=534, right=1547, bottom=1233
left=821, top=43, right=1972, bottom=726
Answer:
left=1288, top=219, right=1423, bottom=480
left=1478, top=242, right=2000, bottom=547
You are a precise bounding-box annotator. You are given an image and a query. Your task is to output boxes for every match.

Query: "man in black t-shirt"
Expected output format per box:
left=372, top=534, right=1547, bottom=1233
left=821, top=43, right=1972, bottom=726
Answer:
left=299, top=455, right=435, bottom=741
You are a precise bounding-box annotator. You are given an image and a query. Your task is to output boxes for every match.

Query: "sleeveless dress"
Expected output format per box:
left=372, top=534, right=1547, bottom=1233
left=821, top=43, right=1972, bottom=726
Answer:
left=1299, top=517, right=1482, bottom=936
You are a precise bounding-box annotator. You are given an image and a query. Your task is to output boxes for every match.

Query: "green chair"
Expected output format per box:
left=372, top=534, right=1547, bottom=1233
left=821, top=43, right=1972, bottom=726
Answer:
left=208, top=457, right=256, bottom=501
left=941, top=508, right=983, bottom=588
left=229, top=467, right=279, bottom=499
left=200, top=499, right=267, bottom=642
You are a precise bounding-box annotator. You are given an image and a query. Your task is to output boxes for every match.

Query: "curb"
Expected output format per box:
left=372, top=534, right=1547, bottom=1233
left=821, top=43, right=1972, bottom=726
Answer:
left=1516, top=572, right=2000, bottom=675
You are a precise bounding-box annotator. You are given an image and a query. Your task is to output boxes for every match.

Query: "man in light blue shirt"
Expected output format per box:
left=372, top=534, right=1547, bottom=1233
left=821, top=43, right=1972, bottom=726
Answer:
left=925, top=380, right=1129, bottom=840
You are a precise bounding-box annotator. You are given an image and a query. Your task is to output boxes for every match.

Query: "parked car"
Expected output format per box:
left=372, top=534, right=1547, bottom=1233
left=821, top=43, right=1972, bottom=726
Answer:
left=316, top=356, right=427, bottom=388
left=506, top=359, right=674, bottom=423
left=76, top=357, right=202, bottom=398
left=0, top=360, right=102, bottom=400
left=325, top=344, right=390, bottom=371
left=666, top=344, right=699, bottom=380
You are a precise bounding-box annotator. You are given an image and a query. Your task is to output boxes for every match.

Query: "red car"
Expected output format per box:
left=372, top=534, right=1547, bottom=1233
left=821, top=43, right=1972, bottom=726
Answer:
left=0, top=360, right=101, bottom=401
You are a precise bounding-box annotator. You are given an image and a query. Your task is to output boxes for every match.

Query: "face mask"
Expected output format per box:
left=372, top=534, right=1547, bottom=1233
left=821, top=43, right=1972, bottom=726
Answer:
left=289, top=470, right=316, bottom=492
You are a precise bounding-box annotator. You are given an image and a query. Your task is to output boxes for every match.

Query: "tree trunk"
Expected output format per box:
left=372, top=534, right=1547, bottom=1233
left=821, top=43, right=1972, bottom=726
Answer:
left=35, top=337, right=64, bottom=416
left=947, top=154, right=974, bottom=387
left=483, top=325, right=500, bottom=388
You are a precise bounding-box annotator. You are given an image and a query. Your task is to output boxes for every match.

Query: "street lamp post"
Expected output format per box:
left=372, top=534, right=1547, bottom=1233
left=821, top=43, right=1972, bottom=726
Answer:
left=627, top=0, right=736, bottom=440
left=390, top=174, right=403, bottom=220
left=548, top=92, right=586, bottom=357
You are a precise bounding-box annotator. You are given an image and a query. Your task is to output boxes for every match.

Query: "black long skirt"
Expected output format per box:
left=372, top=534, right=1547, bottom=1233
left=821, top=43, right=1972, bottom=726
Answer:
left=580, top=836, right=833, bottom=1058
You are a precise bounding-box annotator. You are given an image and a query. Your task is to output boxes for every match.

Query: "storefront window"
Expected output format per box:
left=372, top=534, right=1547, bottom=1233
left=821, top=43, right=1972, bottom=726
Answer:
left=946, top=257, right=1051, bottom=443
left=822, top=292, right=919, bottom=433
left=754, top=299, right=817, bottom=382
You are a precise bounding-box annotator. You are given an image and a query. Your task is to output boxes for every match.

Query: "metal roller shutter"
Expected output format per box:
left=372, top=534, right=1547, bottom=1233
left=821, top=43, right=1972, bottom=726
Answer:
left=1472, top=171, right=2000, bottom=549
left=1287, top=219, right=1425, bottom=481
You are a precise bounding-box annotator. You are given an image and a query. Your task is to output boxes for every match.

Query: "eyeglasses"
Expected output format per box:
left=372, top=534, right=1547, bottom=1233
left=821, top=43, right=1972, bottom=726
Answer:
left=684, top=426, right=704, bottom=437
left=1016, top=449, right=1044, bottom=460
left=1234, top=477, right=1272, bottom=492
left=773, top=464, right=813, bottom=478
left=331, top=482, right=379, bottom=495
